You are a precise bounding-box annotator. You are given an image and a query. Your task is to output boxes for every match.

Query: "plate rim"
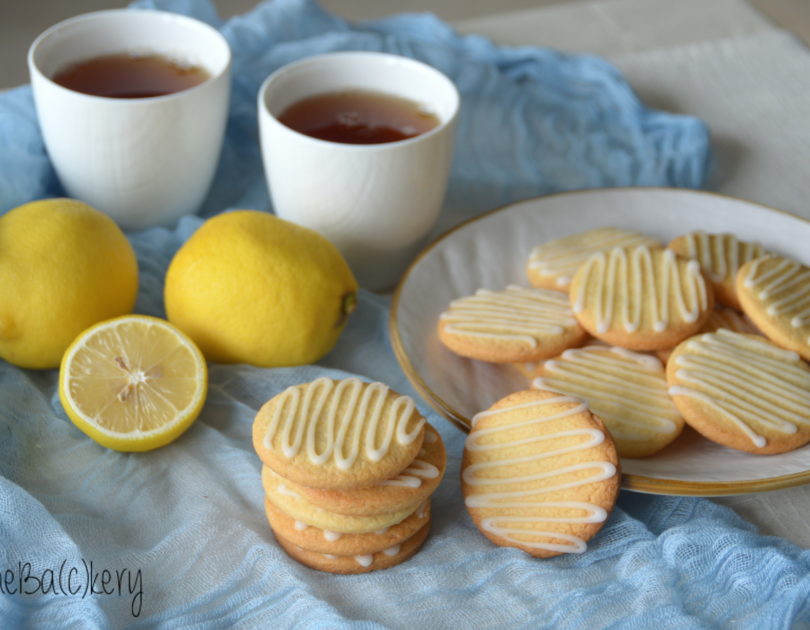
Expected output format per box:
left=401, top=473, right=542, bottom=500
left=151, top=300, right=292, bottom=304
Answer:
left=389, top=186, right=810, bottom=497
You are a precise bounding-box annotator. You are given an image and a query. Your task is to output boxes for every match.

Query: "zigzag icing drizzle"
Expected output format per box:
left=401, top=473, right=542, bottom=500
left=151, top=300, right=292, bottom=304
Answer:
left=532, top=346, right=680, bottom=440
left=744, top=257, right=810, bottom=339
left=679, top=231, right=765, bottom=282
left=528, top=227, right=660, bottom=288
left=668, top=329, right=810, bottom=447
left=440, top=285, right=577, bottom=347
left=464, top=396, right=616, bottom=554
left=380, top=428, right=440, bottom=488
left=572, top=246, right=708, bottom=334
left=263, top=378, right=423, bottom=469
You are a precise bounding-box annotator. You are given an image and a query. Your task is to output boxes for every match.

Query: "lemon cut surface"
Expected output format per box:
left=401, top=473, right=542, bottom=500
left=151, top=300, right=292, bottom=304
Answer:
left=59, top=315, right=207, bottom=452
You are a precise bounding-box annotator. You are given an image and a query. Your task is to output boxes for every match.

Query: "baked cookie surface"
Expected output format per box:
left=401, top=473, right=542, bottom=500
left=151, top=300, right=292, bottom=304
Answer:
left=668, top=231, right=767, bottom=310
left=287, top=423, right=445, bottom=516
left=261, top=465, right=420, bottom=534
left=570, top=245, right=713, bottom=350
left=275, top=521, right=430, bottom=574
left=264, top=497, right=430, bottom=556
left=527, top=227, right=661, bottom=291
left=667, top=329, right=810, bottom=454
left=462, top=389, right=620, bottom=558
left=438, top=285, right=587, bottom=363
left=533, top=345, right=684, bottom=457
left=737, top=255, right=810, bottom=361
left=252, top=377, right=425, bottom=489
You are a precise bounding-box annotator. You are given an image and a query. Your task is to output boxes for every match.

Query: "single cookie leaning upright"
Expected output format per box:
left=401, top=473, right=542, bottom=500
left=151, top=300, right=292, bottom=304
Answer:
left=570, top=245, right=714, bottom=350
left=253, top=377, right=425, bottom=490
left=737, top=255, right=810, bottom=361
left=526, top=227, right=662, bottom=292
left=437, top=285, right=588, bottom=363
left=462, top=389, right=620, bottom=558
left=668, top=231, right=767, bottom=310
left=667, top=329, right=810, bottom=454
left=533, top=345, right=684, bottom=458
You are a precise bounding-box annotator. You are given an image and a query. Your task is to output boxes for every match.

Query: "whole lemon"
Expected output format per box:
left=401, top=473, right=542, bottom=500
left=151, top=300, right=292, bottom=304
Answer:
left=164, top=210, right=358, bottom=367
left=0, top=198, right=138, bottom=369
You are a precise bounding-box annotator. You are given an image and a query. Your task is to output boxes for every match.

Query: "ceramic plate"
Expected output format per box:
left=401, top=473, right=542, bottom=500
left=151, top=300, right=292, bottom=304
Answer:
left=390, top=188, right=810, bottom=496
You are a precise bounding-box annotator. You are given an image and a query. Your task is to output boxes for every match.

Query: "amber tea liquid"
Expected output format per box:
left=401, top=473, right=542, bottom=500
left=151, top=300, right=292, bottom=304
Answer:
left=52, top=53, right=209, bottom=99
left=278, top=89, right=440, bottom=144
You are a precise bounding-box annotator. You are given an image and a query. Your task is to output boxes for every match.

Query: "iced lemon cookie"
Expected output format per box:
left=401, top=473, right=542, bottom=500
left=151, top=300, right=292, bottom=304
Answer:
left=285, top=423, right=445, bottom=516
left=253, top=377, right=425, bottom=489
left=527, top=227, right=661, bottom=292
left=570, top=245, right=713, bottom=350
left=438, top=285, right=588, bottom=363
left=737, top=255, right=810, bottom=361
left=669, top=231, right=767, bottom=310
left=261, top=466, right=420, bottom=534
left=657, top=305, right=760, bottom=363
left=533, top=345, right=684, bottom=457
left=275, top=521, right=430, bottom=575
left=462, top=389, right=620, bottom=558
left=667, top=329, right=810, bottom=454
left=264, top=497, right=430, bottom=556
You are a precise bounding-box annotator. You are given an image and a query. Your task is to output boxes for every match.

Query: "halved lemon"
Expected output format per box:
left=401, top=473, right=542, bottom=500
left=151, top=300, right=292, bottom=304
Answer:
left=59, top=315, right=208, bottom=452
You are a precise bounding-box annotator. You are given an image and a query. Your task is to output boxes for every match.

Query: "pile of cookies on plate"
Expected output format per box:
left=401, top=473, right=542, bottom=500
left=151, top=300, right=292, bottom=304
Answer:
left=440, top=227, right=810, bottom=557
left=252, top=377, right=446, bottom=573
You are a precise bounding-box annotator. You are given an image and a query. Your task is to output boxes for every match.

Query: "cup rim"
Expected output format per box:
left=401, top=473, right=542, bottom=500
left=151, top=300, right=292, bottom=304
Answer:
left=27, top=8, right=232, bottom=105
left=257, top=51, right=460, bottom=150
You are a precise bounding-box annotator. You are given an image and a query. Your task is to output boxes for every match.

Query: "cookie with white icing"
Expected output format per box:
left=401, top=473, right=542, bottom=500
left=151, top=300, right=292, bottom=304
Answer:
left=252, top=377, right=425, bottom=490
left=285, top=423, right=445, bottom=516
left=532, top=345, right=684, bottom=458
left=261, top=466, right=421, bottom=534
left=264, top=497, right=430, bottom=556
left=656, top=305, right=761, bottom=363
left=438, top=285, right=588, bottom=363
left=570, top=245, right=713, bottom=350
left=462, top=389, right=620, bottom=558
left=737, top=255, right=810, bottom=361
left=667, top=329, right=810, bottom=454
left=669, top=231, right=767, bottom=310
left=527, top=227, right=662, bottom=292
left=275, top=521, right=430, bottom=575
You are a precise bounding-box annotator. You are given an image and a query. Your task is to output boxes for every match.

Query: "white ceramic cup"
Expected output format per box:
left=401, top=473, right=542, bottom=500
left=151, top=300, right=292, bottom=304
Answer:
left=258, top=52, right=459, bottom=291
left=28, top=10, right=231, bottom=230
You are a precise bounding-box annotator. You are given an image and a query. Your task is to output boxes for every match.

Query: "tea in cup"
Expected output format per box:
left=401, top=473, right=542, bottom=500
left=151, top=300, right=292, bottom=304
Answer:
left=28, top=10, right=231, bottom=230
left=258, top=52, right=459, bottom=291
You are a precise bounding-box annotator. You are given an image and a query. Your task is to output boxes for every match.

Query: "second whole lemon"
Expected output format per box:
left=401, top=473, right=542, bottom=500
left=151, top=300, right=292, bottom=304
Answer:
left=164, top=210, right=358, bottom=367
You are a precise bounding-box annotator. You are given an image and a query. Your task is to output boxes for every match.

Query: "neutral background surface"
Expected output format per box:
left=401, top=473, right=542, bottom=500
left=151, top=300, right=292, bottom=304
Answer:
left=2, top=0, right=810, bottom=89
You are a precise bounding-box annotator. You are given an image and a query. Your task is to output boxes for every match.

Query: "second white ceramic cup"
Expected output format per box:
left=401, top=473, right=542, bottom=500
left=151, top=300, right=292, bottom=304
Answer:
left=258, top=52, right=459, bottom=291
left=28, top=10, right=231, bottom=230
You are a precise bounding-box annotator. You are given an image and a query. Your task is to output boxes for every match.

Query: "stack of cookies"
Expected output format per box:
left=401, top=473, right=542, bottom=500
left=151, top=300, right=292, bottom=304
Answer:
left=252, top=377, right=446, bottom=574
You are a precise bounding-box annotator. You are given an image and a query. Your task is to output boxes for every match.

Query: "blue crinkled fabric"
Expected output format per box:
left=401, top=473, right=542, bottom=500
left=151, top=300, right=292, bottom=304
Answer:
left=3, top=1, right=808, bottom=629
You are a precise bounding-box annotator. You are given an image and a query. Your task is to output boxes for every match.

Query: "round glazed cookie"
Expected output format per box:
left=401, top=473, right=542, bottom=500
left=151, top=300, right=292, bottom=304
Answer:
left=275, top=521, right=430, bottom=574
left=656, top=305, right=761, bottom=363
left=737, top=255, right=810, bottom=361
left=667, top=329, right=810, bottom=454
left=264, top=497, right=430, bottom=556
left=526, top=227, right=662, bottom=292
left=668, top=231, right=767, bottom=310
left=532, top=345, right=684, bottom=458
left=462, top=389, right=620, bottom=558
left=261, top=466, right=421, bottom=533
left=286, top=423, right=446, bottom=516
left=570, top=245, right=714, bottom=350
left=252, top=377, right=425, bottom=490
left=437, top=285, right=588, bottom=363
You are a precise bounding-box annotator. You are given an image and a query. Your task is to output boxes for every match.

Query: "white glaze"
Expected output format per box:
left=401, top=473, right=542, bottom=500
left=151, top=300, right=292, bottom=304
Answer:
left=263, top=378, right=423, bottom=470
left=464, top=396, right=616, bottom=554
